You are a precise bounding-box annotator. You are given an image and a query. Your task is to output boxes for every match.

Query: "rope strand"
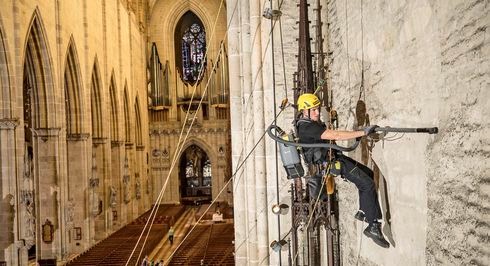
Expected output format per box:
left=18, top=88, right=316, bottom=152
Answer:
left=126, top=0, right=230, bottom=264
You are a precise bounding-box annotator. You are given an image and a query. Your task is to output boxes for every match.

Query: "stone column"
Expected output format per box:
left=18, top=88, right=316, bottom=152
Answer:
left=136, top=145, right=145, bottom=216
left=0, top=118, right=19, bottom=265
left=66, top=133, right=90, bottom=254
left=110, top=140, right=124, bottom=229
left=227, top=0, right=247, bottom=264
left=240, top=0, right=259, bottom=264
left=92, top=137, right=108, bottom=241
left=123, top=144, right=133, bottom=222
left=149, top=130, right=158, bottom=204
left=250, top=0, right=270, bottom=264
left=261, top=0, right=292, bottom=264
left=31, top=127, right=62, bottom=261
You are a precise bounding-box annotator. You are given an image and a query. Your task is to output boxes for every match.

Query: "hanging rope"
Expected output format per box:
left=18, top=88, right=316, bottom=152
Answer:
left=129, top=0, right=353, bottom=264
left=269, top=0, right=283, bottom=264
left=241, top=0, right=286, bottom=119
left=128, top=0, right=290, bottom=264
left=345, top=0, right=352, bottom=102
left=125, top=0, right=230, bottom=264
left=290, top=172, right=329, bottom=265
left=290, top=0, right=357, bottom=263
left=166, top=107, right=288, bottom=265
left=162, top=0, right=291, bottom=262
left=278, top=1, right=289, bottom=98
left=358, top=0, right=366, bottom=102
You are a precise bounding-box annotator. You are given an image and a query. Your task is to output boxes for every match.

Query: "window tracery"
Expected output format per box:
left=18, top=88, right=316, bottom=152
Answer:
left=175, top=12, right=207, bottom=85
left=181, top=23, right=206, bottom=83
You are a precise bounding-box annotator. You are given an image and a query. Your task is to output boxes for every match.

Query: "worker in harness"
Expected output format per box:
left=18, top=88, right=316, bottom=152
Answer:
left=296, top=93, right=390, bottom=248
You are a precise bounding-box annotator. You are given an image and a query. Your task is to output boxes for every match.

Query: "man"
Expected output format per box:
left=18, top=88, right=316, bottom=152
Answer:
left=296, top=93, right=390, bottom=248
left=168, top=226, right=175, bottom=245
left=141, top=255, right=149, bottom=266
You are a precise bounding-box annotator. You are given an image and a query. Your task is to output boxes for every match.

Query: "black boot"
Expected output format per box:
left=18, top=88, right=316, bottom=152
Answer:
left=364, top=222, right=390, bottom=248
left=354, top=210, right=367, bottom=222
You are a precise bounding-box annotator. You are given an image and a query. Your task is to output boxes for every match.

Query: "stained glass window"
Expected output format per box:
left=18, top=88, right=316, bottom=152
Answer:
left=203, top=160, right=211, bottom=178
left=177, top=12, right=207, bottom=85
left=185, top=160, right=195, bottom=178
left=202, top=160, right=212, bottom=186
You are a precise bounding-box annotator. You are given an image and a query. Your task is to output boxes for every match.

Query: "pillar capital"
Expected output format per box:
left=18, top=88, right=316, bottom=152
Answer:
left=111, top=140, right=125, bottom=148
left=67, top=133, right=90, bottom=141
left=0, top=118, right=19, bottom=130
left=32, top=128, right=61, bottom=140
left=92, top=137, right=107, bottom=147
left=125, top=142, right=134, bottom=149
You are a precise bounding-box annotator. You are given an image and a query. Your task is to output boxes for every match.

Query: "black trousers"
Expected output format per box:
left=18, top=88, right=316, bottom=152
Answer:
left=329, top=154, right=382, bottom=223
left=307, top=175, right=328, bottom=201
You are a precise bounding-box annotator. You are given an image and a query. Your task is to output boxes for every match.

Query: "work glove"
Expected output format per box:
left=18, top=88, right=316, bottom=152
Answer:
left=363, top=125, right=379, bottom=136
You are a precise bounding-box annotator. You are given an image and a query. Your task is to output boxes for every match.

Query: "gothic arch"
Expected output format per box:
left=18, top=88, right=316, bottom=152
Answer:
left=179, top=141, right=213, bottom=201
left=64, top=36, right=84, bottom=134
left=150, top=0, right=228, bottom=107
left=151, top=0, right=213, bottom=37
left=174, top=11, right=207, bottom=85
left=23, top=8, right=56, bottom=129
left=167, top=4, right=212, bottom=85
left=179, top=137, right=215, bottom=168
left=166, top=2, right=212, bottom=37
left=89, top=56, right=105, bottom=237
left=109, top=72, right=119, bottom=141
left=151, top=1, right=214, bottom=77
left=134, top=96, right=142, bottom=146
left=21, top=9, right=58, bottom=259
left=123, top=83, right=131, bottom=143
left=0, top=16, right=12, bottom=118
left=90, top=56, right=103, bottom=138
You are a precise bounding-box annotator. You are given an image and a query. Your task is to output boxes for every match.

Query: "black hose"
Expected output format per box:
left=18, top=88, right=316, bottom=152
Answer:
left=376, top=127, right=438, bottom=134
left=267, top=125, right=360, bottom=152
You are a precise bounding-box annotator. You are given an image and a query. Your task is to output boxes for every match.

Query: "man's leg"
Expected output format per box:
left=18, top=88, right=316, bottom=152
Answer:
left=336, top=155, right=389, bottom=248
left=336, top=155, right=381, bottom=222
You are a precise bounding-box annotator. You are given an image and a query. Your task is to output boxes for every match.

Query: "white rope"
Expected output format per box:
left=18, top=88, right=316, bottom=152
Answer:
left=125, top=0, right=229, bottom=264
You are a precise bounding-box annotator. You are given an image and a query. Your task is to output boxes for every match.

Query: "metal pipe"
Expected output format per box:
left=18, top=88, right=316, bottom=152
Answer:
left=376, top=127, right=438, bottom=134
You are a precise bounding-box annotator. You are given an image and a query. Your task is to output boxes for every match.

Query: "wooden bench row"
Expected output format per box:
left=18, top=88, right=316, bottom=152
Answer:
left=168, top=223, right=235, bottom=266
left=66, top=205, right=186, bottom=265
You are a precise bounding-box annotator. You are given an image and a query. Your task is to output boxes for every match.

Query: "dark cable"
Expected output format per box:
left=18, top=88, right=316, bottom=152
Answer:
left=269, top=0, right=282, bottom=264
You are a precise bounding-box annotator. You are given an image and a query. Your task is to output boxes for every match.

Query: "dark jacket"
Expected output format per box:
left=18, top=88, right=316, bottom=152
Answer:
left=296, top=118, right=329, bottom=164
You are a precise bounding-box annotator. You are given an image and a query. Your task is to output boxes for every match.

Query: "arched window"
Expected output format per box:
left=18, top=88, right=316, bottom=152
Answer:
left=202, top=159, right=212, bottom=186
left=185, top=160, right=195, bottom=178
left=203, top=159, right=211, bottom=178
left=175, top=11, right=206, bottom=85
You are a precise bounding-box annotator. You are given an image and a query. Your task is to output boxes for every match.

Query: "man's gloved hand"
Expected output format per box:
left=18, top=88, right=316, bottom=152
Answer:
left=363, top=125, right=379, bottom=136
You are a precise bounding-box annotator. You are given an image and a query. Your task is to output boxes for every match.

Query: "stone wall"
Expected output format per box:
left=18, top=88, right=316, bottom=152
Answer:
left=227, top=0, right=488, bottom=264
left=426, top=1, right=489, bottom=264
left=324, top=0, right=489, bottom=265
left=0, top=0, right=150, bottom=264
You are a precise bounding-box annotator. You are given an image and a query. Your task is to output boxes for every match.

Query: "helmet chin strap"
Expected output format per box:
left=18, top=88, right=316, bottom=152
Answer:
left=301, top=109, right=311, bottom=119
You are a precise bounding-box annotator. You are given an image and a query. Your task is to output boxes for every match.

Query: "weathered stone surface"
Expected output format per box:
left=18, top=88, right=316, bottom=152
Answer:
left=324, top=0, right=489, bottom=265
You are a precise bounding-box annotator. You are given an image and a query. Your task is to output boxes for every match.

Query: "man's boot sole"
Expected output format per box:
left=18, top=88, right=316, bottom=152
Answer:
left=363, top=230, right=390, bottom=248
left=354, top=211, right=367, bottom=222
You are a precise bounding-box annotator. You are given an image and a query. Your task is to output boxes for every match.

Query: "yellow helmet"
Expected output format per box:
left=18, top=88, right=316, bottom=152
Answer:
left=297, top=93, right=320, bottom=111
